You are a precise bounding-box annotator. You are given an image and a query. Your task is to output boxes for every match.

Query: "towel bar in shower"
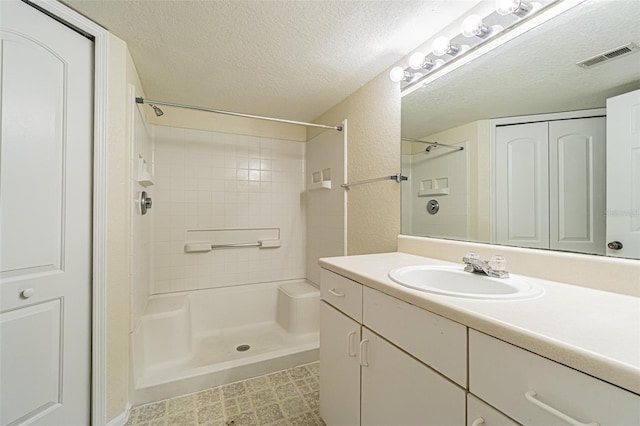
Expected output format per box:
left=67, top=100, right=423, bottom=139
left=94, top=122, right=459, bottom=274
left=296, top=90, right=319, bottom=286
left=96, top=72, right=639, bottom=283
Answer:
left=184, top=240, right=281, bottom=253
left=341, top=173, right=407, bottom=190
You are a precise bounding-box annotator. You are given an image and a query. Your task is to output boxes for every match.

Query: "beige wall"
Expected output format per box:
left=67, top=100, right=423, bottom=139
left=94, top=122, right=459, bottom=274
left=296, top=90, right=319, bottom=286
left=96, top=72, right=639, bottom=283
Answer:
left=309, top=72, right=401, bottom=255
left=106, top=34, right=148, bottom=422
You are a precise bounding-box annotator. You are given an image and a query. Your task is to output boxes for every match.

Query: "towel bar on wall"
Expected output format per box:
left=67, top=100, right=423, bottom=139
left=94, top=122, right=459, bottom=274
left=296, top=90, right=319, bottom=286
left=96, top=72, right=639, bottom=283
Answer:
left=184, top=240, right=281, bottom=253
left=341, top=173, right=407, bottom=190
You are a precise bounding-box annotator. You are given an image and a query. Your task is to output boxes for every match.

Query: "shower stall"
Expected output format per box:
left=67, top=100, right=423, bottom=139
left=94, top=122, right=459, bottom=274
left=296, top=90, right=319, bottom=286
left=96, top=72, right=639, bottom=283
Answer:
left=129, top=95, right=346, bottom=404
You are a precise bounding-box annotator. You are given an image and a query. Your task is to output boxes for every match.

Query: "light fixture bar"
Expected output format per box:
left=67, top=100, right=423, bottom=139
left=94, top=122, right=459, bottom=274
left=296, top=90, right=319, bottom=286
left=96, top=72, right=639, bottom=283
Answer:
left=399, top=0, right=582, bottom=96
left=135, top=97, right=343, bottom=131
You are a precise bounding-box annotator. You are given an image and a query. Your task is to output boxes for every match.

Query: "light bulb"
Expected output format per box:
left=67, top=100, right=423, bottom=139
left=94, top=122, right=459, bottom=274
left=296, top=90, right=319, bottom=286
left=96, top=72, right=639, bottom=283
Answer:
left=496, top=0, right=531, bottom=16
left=409, top=52, right=434, bottom=71
left=432, top=36, right=458, bottom=57
left=409, top=52, right=425, bottom=70
left=461, top=15, right=490, bottom=38
left=389, top=66, right=410, bottom=82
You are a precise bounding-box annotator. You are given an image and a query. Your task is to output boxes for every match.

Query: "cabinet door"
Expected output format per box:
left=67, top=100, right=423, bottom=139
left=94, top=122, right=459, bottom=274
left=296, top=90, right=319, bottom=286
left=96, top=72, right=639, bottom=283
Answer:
left=319, top=301, right=361, bottom=426
left=361, top=328, right=465, bottom=426
left=549, top=117, right=606, bottom=255
left=495, top=122, right=550, bottom=248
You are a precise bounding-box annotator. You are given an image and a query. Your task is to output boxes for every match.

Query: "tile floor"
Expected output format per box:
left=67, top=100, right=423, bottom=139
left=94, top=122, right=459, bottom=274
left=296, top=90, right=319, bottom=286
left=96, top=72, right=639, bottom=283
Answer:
left=125, top=362, right=324, bottom=426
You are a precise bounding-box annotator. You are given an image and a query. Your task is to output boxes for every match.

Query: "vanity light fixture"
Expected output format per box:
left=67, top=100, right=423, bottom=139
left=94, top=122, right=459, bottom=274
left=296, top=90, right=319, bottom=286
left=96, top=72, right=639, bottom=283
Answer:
left=461, top=15, right=491, bottom=38
left=408, top=52, right=435, bottom=71
left=496, top=0, right=532, bottom=17
left=390, top=0, right=559, bottom=89
left=432, top=36, right=460, bottom=57
left=389, top=66, right=414, bottom=82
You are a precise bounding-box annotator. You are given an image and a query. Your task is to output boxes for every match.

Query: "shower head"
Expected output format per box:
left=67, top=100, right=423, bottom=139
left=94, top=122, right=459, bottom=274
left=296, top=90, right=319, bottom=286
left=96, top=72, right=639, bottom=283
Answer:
left=150, top=104, right=164, bottom=117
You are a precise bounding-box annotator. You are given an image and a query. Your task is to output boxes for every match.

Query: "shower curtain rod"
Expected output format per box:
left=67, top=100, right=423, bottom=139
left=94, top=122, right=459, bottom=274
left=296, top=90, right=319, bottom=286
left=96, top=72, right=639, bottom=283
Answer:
left=401, top=137, right=464, bottom=151
left=136, top=97, right=342, bottom=131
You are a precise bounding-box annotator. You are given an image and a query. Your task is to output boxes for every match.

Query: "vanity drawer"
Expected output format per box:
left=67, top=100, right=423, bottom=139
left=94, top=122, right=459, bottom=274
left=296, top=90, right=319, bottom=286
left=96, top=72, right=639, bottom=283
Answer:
left=469, top=330, right=640, bottom=426
left=467, top=394, right=518, bottom=426
left=320, top=269, right=362, bottom=321
left=363, top=286, right=467, bottom=387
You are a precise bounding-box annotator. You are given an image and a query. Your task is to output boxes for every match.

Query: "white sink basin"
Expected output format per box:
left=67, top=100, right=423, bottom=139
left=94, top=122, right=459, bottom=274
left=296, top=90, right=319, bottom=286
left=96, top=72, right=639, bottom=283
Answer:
left=388, top=265, right=543, bottom=300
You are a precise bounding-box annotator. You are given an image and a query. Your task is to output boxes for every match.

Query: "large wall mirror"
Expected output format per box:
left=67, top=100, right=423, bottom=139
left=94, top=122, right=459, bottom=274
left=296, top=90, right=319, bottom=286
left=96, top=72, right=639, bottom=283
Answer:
left=401, top=0, right=640, bottom=259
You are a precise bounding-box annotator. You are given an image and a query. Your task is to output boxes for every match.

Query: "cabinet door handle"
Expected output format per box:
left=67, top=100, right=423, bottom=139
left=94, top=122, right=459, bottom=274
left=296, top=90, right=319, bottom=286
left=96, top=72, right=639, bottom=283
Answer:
left=328, top=288, right=345, bottom=297
left=359, top=339, right=369, bottom=367
left=471, top=418, right=485, bottom=426
left=347, top=331, right=357, bottom=357
left=525, top=390, right=599, bottom=426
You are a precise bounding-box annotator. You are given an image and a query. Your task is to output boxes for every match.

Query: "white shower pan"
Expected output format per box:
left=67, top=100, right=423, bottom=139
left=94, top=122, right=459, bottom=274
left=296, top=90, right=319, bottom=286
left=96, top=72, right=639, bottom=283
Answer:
left=131, top=279, right=319, bottom=404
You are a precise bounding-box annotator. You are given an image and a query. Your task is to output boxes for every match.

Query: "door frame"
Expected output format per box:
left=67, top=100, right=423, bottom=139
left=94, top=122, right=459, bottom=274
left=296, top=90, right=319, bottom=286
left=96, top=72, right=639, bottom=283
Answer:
left=489, top=108, right=606, bottom=244
left=27, top=1, right=110, bottom=424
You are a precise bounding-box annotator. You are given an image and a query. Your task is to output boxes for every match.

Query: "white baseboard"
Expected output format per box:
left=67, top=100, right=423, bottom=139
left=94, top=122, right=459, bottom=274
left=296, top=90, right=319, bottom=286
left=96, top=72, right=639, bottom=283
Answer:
left=106, top=403, right=132, bottom=426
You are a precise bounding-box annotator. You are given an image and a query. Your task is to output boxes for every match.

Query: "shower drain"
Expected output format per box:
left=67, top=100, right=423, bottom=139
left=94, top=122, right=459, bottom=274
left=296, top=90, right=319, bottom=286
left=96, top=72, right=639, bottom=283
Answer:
left=236, top=344, right=250, bottom=352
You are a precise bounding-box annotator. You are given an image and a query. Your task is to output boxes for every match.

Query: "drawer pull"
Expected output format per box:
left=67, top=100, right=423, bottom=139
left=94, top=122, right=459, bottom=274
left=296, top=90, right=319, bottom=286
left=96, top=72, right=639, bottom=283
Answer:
left=471, top=418, right=485, bottom=426
left=347, top=331, right=357, bottom=357
left=328, top=288, right=345, bottom=297
left=525, top=390, right=599, bottom=426
left=360, top=339, right=369, bottom=367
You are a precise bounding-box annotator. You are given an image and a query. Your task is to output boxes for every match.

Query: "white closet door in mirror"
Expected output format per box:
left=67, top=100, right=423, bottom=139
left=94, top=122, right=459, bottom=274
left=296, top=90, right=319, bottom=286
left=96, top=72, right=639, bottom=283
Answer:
left=495, top=122, right=550, bottom=249
left=549, top=117, right=606, bottom=255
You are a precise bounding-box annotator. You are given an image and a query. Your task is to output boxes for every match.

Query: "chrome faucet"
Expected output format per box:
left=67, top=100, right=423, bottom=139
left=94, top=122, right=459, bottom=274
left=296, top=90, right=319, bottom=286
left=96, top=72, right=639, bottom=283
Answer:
left=462, top=252, right=509, bottom=279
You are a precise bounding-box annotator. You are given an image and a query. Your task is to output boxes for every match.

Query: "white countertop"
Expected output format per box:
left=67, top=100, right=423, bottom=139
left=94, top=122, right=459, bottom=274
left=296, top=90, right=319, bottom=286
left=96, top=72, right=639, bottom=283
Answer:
left=319, top=252, right=640, bottom=395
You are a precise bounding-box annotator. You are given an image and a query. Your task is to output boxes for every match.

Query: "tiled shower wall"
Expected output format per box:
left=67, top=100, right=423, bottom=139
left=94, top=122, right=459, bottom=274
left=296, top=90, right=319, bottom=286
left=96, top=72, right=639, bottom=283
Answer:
left=151, top=126, right=306, bottom=294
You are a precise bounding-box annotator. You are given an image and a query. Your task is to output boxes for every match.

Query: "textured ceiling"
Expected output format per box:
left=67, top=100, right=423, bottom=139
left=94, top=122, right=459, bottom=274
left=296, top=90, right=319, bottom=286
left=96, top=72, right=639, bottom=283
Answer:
left=62, top=0, right=482, bottom=122
left=402, top=0, right=640, bottom=138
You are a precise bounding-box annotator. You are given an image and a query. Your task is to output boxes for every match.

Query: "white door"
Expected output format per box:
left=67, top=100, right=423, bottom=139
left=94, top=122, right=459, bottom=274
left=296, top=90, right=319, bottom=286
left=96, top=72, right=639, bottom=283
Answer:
left=360, top=328, right=465, bottom=425
left=0, top=1, right=93, bottom=425
left=495, top=122, right=550, bottom=248
left=549, top=117, right=606, bottom=255
left=606, top=89, right=640, bottom=259
left=319, top=302, right=361, bottom=426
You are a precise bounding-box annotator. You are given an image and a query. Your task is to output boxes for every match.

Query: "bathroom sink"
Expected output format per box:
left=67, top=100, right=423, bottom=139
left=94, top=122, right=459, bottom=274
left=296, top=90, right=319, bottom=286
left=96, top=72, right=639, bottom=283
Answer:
left=388, top=265, right=543, bottom=300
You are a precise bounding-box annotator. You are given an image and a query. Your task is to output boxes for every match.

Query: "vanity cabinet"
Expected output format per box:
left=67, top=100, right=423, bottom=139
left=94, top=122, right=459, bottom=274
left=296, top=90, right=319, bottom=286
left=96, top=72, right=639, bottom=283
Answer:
left=320, top=269, right=466, bottom=425
left=469, top=330, right=640, bottom=425
left=320, top=254, right=640, bottom=426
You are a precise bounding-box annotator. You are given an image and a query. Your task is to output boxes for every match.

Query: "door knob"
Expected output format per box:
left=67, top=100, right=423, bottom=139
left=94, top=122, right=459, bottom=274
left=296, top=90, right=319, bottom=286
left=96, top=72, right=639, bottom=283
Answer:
left=607, top=241, right=623, bottom=250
